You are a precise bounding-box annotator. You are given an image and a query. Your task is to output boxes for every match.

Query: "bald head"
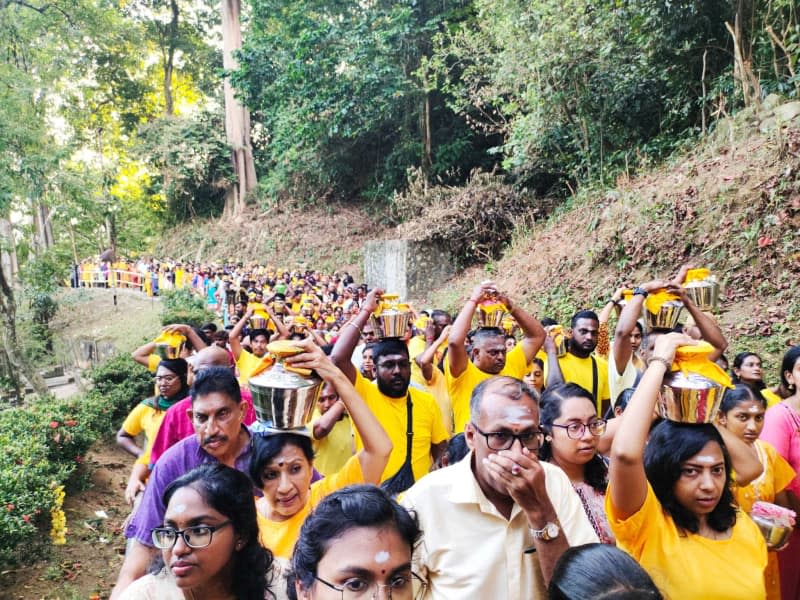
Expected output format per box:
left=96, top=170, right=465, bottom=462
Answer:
left=191, top=345, right=233, bottom=370
left=469, top=376, right=539, bottom=422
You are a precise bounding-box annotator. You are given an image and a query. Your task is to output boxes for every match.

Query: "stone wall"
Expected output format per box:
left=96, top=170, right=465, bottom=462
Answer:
left=364, top=239, right=455, bottom=300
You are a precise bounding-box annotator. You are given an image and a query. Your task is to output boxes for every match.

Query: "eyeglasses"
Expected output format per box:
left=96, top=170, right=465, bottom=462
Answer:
left=549, top=419, right=607, bottom=439
left=155, top=375, right=178, bottom=384
left=314, top=572, right=423, bottom=599
left=151, top=520, right=232, bottom=549
left=471, top=423, right=544, bottom=451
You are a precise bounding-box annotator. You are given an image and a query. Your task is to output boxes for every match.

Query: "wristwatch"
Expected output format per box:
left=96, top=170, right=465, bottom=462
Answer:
left=632, top=286, right=649, bottom=298
left=530, top=521, right=561, bottom=541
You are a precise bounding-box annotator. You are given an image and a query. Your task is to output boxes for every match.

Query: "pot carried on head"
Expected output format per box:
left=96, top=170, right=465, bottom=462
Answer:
left=368, top=294, right=412, bottom=339
left=249, top=312, right=269, bottom=330
left=249, top=341, right=322, bottom=429
left=475, top=298, right=508, bottom=329
left=657, top=342, right=733, bottom=423
left=644, top=290, right=684, bottom=331
left=682, top=268, right=719, bottom=311
left=153, top=330, right=186, bottom=360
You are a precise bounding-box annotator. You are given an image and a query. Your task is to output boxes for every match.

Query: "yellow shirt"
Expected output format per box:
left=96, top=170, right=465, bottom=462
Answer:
left=257, top=454, right=364, bottom=559
left=445, top=344, right=530, bottom=434
left=310, top=410, right=354, bottom=477
left=607, top=482, right=767, bottom=600
left=235, top=349, right=272, bottom=386
left=354, top=372, right=448, bottom=483
left=545, top=352, right=610, bottom=415
left=122, top=404, right=167, bottom=467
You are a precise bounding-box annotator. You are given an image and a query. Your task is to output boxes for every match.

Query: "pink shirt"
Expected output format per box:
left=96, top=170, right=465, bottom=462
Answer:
left=148, top=388, right=257, bottom=467
left=760, top=401, right=800, bottom=496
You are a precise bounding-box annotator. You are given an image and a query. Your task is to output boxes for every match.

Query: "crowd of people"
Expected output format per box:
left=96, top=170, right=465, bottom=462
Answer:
left=107, top=262, right=800, bottom=600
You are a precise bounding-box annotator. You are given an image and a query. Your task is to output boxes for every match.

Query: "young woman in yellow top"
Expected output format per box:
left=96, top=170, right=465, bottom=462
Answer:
left=250, top=339, right=391, bottom=561
left=607, top=333, right=768, bottom=600
left=717, top=383, right=796, bottom=600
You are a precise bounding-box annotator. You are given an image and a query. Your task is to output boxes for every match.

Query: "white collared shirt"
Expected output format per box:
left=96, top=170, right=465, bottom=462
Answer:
left=402, top=452, right=598, bottom=599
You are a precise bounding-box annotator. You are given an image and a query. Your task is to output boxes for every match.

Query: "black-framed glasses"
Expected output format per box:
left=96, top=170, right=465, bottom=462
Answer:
left=549, top=419, right=607, bottom=439
left=471, top=423, right=544, bottom=451
left=155, top=374, right=178, bottom=384
left=151, top=520, right=232, bottom=549
left=314, top=572, right=424, bottom=599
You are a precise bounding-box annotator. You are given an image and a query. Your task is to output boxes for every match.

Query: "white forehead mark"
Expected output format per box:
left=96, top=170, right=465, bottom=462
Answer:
left=500, top=405, right=534, bottom=424
left=693, top=455, right=717, bottom=465
left=374, top=551, right=390, bottom=564
left=172, top=503, right=186, bottom=514
left=747, top=406, right=761, bottom=413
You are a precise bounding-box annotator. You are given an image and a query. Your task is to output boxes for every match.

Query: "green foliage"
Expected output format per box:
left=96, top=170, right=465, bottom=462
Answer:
left=232, top=0, right=493, bottom=203
left=137, top=111, right=233, bottom=224
left=0, top=354, right=151, bottom=566
left=160, top=288, right=215, bottom=327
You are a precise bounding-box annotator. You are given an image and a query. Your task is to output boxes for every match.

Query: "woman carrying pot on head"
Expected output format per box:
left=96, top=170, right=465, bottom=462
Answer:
left=760, top=345, right=800, bottom=600
left=607, top=332, right=768, bottom=599
left=717, top=383, right=797, bottom=600
left=250, top=338, right=392, bottom=562
left=539, top=383, right=614, bottom=544
left=118, top=358, right=190, bottom=506
left=118, top=463, right=274, bottom=600
left=731, top=351, right=782, bottom=407
left=287, top=485, right=421, bottom=600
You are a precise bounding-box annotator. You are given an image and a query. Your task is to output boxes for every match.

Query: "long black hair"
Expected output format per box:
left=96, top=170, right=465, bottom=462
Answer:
left=549, top=543, right=663, bottom=600
left=287, top=485, right=420, bottom=600
left=644, top=421, right=737, bottom=534
left=160, top=463, right=273, bottom=600
left=731, top=352, right=766, bottom=391
left=539, top=383, right=608, bottom=493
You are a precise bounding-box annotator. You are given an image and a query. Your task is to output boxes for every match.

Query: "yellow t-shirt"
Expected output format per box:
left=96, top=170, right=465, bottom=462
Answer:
left=445, top=343, right=530, bottom=434
left=607, top=482, right=767, bottom=600
left=544, top=352, right=610, bottom=415
left=310, top=410, right=354, bottom=477
left=761, top=389, right=782, bottom=408
left=354, top=372, right=448, bottom=483
left=256, top=454, right=364, bottom=559
left=122, top=404, right=167, bottom=467
left=235, top=349, right=272, bottom=386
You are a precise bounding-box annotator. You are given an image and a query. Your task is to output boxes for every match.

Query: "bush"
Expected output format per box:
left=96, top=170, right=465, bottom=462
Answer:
left=0, top=355, right=151, bottom=566
left=160, top=288, right=215, bottom=328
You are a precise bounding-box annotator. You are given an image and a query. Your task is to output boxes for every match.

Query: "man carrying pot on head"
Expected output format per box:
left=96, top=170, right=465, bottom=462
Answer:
left=228, top=305, right=289, bottom=386
left=331, top=288, right=448, bottom=494
left=446, top=281, right=547, bottom=433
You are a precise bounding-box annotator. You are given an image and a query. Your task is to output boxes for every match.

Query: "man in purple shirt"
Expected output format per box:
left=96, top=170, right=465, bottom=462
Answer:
left=110, top=367, right=253, bottom=599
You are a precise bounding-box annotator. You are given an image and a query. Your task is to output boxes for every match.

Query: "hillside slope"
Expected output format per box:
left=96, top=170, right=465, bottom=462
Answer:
left=423, top=99, right=800, bottom=374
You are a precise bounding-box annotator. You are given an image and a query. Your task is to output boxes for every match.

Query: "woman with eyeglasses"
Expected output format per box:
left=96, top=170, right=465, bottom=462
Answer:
left=288, top=485, right=421, bottom=600
left=250, top=339, right=392, bottom=562
left=118, top=462, right=274, bottom=600
left=117, top=358, right=190, bottom=506
left=539, top=383, right=614, bottom=544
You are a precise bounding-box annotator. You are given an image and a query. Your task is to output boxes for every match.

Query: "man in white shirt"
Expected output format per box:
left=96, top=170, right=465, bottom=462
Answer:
left=402, top=376, right=598, bottom=599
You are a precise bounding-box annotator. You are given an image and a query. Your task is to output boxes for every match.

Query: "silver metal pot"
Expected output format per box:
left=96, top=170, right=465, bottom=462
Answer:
left=249, top=364, right=322, bottom=429
left=249, top=316, right=268, bottom=330
left=684, top=280, right=720, bottom=311
left=658, top=371, right=724, bottom=423
left=644, top=301, right=684, bottom=331
left=154, top=342, right=183, bottom=360
left=476, top=307, right=507, bottom=328
left=751, top=514, right=793, bottom=551
left=368, top=310, right=411, bottom=339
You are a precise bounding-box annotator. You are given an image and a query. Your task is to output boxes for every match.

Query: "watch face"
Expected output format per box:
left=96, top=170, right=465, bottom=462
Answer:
left=545, top=522, right=560, bottom=539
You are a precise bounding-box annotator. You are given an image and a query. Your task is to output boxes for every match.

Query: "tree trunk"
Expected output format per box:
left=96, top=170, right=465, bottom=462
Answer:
left=0, top=218, right=19, bottom=279
left=163, top=0, right=179, bottom=116
left=0, top=261, right=48, bottom=400
left=221, top=0, right=257, bottom=218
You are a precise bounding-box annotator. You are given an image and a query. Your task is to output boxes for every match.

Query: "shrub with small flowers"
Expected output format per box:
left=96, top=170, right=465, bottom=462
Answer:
left=0, top=354, right=151, bottom=566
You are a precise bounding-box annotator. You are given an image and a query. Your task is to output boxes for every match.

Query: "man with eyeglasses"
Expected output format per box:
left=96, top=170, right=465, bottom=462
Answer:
left=402, top=376, right=597, bottom=599
left=111, top=367, right=253, bottom=599
left=331, top=288, right=448, bottom=492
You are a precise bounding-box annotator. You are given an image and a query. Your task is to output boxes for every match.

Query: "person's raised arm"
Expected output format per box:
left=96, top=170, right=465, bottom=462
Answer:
left=329, top=287, right=382, bottom=383
left=228, top=307, right=252, bottom=360
left=312, top=399, right=347, bottom=440
left=264, top=303, right=289, bottom=340
left=613, top=279, right=667, bottom=375
left=287, top=339, right=391, bottom=483
left=416, top=324, right=451, bottom=383
left=667, top=282, right=728, bottom=361
left=448, top=281, right=496, bottom=378
left=131, top=341, right=156, bottom=368
left=497, top=290, right=545, bottom=363
left=544, top=333, right=565, bottom=389
left=609, top=332, right=696, bottom=519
